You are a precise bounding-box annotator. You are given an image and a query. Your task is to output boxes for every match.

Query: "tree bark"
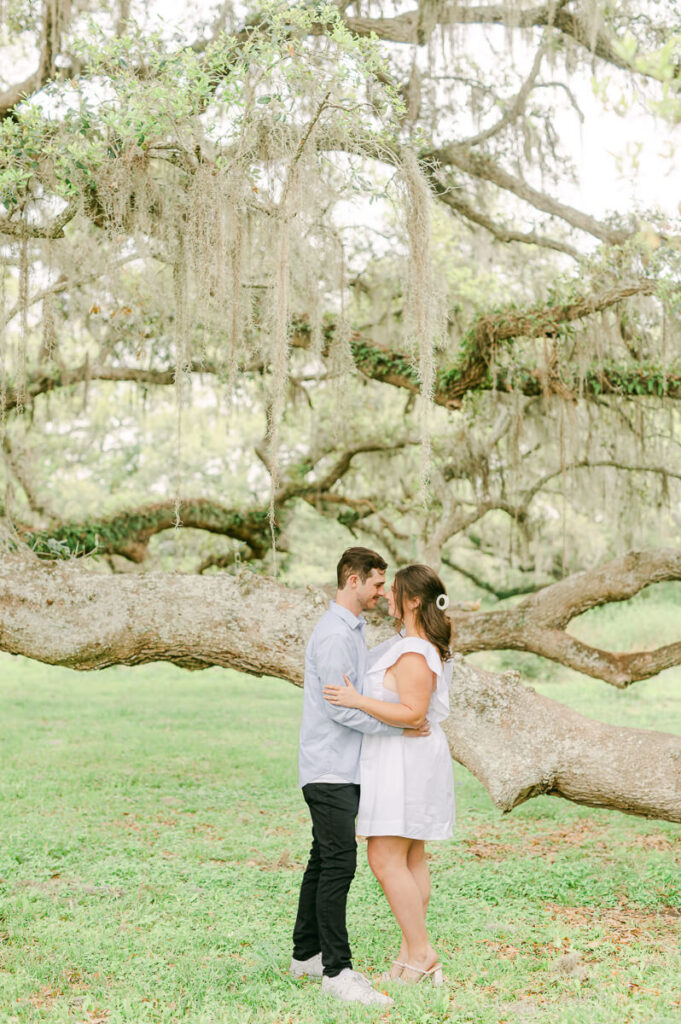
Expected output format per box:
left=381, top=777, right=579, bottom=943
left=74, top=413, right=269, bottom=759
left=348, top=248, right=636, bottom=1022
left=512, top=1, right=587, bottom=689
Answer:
left=449, top=549, right=681, bottom=686
left=444, top=659, right=681, bottom=821
left=426, top=145, right=631, bottom=245
left=1, top=551, right=680, bottom=822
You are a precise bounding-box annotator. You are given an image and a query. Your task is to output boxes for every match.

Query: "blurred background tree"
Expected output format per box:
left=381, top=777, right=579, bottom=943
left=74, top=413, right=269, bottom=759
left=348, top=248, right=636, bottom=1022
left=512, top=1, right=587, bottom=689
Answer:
left=0, top=0, right=678, bottom=626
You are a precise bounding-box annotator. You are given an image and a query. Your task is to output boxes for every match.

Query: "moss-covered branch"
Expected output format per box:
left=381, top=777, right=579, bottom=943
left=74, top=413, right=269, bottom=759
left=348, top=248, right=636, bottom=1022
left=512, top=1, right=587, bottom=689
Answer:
left=2, top=362, right=223, bottom=415
left=291, top=281, right=670, bottom=408
left=12, top=439, right=412, bottom=563
left=20, top=499, right=275, bottom=562
left=1, top=284, right=668, bottom=424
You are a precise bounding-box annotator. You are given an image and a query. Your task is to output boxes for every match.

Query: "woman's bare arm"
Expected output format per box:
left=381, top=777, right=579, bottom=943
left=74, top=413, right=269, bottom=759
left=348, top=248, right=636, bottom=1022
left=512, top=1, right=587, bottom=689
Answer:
left=323, top=652, right=433, bottom=728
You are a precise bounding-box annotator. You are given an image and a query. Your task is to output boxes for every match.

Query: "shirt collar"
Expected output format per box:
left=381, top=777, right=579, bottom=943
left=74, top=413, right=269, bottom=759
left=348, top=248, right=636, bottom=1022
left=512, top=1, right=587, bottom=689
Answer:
left=330, top=600, right=366, bottom=630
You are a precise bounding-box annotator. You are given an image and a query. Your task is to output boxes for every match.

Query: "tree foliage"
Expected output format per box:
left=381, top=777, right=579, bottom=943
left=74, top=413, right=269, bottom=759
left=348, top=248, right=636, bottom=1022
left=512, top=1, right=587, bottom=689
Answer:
left=0, top=0, right=680, bottom=649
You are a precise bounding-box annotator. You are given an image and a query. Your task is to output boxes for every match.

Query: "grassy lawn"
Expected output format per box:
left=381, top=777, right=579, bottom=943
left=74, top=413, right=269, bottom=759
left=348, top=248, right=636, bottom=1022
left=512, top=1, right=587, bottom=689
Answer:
left=1, top=592, right=681, bottom=1024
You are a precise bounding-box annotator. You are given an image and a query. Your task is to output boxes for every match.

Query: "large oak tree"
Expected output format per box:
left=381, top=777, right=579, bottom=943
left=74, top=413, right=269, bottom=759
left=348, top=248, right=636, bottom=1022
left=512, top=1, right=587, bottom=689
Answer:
left=1, top=0, right=680, bottom=819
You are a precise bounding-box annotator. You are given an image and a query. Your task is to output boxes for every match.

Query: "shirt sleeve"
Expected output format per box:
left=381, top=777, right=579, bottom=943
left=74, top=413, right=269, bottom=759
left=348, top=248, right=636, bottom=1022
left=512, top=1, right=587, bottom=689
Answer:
left=316, top=633, right=401, bottom=737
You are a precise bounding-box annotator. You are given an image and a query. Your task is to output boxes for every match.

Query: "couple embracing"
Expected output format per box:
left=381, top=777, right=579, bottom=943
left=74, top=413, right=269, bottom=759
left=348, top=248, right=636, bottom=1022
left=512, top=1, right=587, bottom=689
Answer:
left=290, top=547, right=455, bottom=1006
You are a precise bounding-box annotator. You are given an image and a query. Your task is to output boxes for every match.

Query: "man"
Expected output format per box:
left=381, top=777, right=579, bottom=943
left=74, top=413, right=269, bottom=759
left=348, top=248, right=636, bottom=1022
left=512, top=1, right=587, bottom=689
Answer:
left=290, top=547, right=429, bottom=1006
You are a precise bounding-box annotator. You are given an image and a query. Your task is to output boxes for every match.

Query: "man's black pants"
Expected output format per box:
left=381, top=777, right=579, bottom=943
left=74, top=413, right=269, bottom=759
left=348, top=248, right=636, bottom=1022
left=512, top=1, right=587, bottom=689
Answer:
left=292, top=782, right=360, bottom=978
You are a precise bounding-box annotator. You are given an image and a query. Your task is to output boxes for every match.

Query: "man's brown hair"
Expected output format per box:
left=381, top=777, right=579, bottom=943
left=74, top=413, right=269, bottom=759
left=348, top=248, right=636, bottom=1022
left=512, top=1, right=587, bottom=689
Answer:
left=336, top=547, right=387, bottom=589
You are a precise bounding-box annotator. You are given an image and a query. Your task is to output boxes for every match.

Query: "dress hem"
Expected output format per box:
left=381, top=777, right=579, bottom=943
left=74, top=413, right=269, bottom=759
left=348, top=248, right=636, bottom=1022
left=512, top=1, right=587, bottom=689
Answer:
left=357, top=822, right=454, bottom=841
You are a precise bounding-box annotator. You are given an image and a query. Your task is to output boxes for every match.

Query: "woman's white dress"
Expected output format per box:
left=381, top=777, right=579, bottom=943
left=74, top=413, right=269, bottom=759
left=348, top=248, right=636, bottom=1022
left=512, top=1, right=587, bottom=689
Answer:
left=357, top=634, right=455, bottom=840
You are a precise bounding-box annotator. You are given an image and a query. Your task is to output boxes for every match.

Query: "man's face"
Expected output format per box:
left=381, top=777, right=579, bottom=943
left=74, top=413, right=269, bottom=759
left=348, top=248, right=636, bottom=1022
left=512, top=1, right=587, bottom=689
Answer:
left=355, top=568, right=386, bottom=610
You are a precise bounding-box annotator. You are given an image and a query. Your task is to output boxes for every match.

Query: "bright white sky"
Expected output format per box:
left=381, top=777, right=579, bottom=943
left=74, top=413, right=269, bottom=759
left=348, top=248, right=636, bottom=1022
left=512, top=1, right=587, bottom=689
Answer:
left=560, top=81, right=678, bottom=221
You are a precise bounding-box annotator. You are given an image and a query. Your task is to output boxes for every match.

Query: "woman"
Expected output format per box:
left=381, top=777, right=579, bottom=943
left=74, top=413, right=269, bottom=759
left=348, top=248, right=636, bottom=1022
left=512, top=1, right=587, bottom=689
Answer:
left=323, top=564, right=454, bottom=986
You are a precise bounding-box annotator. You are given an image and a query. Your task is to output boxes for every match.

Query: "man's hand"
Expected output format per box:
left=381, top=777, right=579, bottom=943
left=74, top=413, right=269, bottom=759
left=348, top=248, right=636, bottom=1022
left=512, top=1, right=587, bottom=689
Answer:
left=403, top=720, right=431, bottom=738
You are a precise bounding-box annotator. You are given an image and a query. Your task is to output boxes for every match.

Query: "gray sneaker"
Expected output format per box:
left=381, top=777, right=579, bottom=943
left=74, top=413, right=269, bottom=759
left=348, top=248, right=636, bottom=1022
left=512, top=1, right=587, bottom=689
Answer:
left=289, top=953, right=323, bottom=979
left=322, top=968, right=393, bottom=1006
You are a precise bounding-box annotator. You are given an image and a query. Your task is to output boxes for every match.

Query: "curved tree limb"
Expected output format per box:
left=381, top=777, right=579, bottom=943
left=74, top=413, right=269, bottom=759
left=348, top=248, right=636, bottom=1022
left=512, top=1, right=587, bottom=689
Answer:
left=449, top=548, right=681, bottom=686
left=0, top=0, right=73, bottom=119
left=426, top=145, right=631, bottom=245
left=8, top=439, right=416, bottom=561
left=0, top=554, right=680, bottom=821
left=0, top=275, right=668, bottom=428
left=491, top=363, right=680, bottom=402
left=339, top=3, right=672, bottom=83
left=0, top=201, right=78, bottom=239
left=3, top=278, right=665, bottom=419
left=1, top=435, right=54, bottom=518
left=2, top=0, right=668, bottom=125
left=522, top=460, right=681, bottom=506
left=460, top=31, right=548, bottom=148
left=428, top=178, right=582, bottom=259
left=0, top=70, right=48, bottom=120
left=2, top=361, right=222, bottom=415
left=18, top=498, right=275, bottom=562
left=343, top=281, right=666, bottom=408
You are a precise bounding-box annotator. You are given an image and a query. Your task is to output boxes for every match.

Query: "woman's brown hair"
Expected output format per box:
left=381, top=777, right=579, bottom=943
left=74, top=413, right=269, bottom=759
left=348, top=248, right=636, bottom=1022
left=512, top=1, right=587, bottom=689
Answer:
left=393, top=564, right=451, bottom=663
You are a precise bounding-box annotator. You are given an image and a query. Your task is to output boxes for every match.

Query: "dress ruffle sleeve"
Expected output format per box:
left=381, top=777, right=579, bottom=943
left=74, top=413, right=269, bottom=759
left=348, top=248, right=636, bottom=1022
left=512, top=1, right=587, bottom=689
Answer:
left=369, top=636, right=450, bottom=723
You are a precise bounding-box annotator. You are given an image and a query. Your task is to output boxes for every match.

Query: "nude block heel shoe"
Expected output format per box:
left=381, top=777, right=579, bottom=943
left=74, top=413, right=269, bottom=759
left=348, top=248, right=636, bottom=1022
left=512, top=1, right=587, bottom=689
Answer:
left=401, top=961, right=445, bottom=986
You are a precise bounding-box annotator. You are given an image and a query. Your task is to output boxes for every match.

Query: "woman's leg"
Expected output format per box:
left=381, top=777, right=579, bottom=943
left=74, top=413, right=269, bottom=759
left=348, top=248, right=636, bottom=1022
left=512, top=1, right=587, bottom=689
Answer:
left=367, top=836, right=438, bottom=979
left=407, top=840, right=431, bottom=916
left=388, top=841, right=431, bottom=977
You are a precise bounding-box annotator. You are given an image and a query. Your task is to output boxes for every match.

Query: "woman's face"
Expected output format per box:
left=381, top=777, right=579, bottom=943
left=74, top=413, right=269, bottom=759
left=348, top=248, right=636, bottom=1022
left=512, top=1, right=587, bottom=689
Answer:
left=387, top=577, right=419, bottom=622
left=386, top=579, right=398, bottom=618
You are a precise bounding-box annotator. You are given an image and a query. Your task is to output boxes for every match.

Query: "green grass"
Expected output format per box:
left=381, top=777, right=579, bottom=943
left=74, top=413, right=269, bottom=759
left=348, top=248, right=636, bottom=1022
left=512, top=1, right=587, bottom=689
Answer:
left=1, top=592, right=681, bottom=1024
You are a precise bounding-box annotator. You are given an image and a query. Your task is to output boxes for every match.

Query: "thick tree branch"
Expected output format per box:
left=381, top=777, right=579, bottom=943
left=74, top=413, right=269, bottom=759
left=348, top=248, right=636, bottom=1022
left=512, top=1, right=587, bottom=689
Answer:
left=0, top=71, right=47, bottom=120
left=1, top=436, right=54, bottom=518
left=2, top=0, right=664, bottom=127
left=492, top=362, right=681, bottom=402
left=444, top=659, right=681, bottom=821
left=2, top=361, right=222, bottom=414
left=339, top=4, right=671, bottom=82
left=448, top=548, right=681, bottom=686
left=0, top=0, right=73, bottom=119
left=10, top=439, right=411, bottom=561
left=334, top=282, right=662, bottom=408
left=0, top=202, right=78, bottom=239
left=18, top=499, right=275, bottom=562
left=2, top=278, right=669, bottom=421
left=1, top=555, right=680, bottom=821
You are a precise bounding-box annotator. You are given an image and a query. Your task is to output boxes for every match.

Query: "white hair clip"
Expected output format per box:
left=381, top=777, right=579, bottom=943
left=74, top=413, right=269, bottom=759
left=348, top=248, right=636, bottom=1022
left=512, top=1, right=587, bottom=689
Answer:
left=436, top=593, right=449, bottom=611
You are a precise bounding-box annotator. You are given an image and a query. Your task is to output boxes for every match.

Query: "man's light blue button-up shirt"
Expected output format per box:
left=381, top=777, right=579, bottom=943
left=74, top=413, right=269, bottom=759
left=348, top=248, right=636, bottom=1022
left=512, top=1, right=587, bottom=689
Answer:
left=298, top=601, right=399, bottom=787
